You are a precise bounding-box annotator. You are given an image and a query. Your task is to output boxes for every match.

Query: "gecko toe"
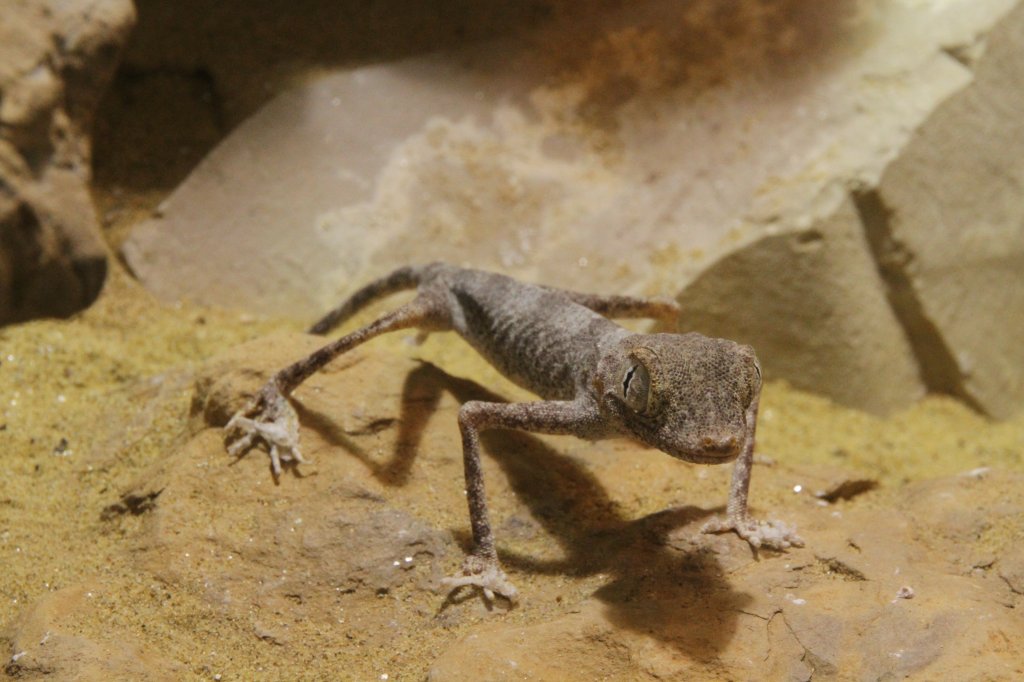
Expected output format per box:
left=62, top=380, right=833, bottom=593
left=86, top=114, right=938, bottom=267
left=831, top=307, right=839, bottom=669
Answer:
left=222, top=385, right=305, bottom=475
left=226, top=431, right=256, bottom=458
left=702, top=515, right=803, bottom=552
left=442, top=556, right=519, bottom=603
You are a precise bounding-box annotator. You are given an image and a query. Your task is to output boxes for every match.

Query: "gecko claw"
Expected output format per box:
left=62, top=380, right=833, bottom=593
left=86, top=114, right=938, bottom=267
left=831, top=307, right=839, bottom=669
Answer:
left=224, top=384, right=307, bottom=475
left=442, top=554, right=518, bottom=604
left=701, top=514, right=803, bottom=551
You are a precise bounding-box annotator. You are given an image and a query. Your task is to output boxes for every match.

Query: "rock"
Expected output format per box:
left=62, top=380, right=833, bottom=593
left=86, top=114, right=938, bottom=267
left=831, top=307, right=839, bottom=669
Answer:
left=103, top=0, right=558, bottom=135
left=121, top=0, right=1024, bottom=417
left=870, top=1, right=1024, bottom=418
left=427, top=603, right=636, bottom=681
left=103, top=337, right=464, bottom=675
left=670, top=0, right=1024, bottom=418
left=0, top=0, right=134, bottom=326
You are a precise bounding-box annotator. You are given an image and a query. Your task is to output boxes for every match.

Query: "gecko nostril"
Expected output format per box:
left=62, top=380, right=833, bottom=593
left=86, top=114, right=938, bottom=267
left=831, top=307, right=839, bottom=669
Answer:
left=703, top=435, right=737, bottom=452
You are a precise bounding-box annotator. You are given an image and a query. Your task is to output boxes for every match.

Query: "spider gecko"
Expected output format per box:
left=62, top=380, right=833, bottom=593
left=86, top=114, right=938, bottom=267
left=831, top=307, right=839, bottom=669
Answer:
left=224, top=263, right=802, bottom=602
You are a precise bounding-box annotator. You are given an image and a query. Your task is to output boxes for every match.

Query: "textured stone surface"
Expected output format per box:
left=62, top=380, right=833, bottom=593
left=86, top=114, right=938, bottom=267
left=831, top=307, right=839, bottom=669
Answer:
left=124, top=0, right=986, bottom=313
left=869, top=2, right=1024, bottom=418
left=0, top=0, right=134, bottom=325
left=120, top=0, right=1024, bottom=417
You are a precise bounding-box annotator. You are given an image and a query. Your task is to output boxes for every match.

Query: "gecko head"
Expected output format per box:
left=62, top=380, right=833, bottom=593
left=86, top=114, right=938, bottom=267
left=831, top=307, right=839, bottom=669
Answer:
left=595, top=333, right=761, bottom=465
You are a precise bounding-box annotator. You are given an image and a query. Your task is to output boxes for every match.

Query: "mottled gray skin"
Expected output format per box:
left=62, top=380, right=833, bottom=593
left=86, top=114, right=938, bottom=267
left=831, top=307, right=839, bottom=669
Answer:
left=225, top=263, right=802, bottom=602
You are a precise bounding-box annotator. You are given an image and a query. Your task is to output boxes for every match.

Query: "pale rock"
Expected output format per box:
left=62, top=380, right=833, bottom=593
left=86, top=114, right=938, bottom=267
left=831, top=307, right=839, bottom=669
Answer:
left=676, top=0, right=1024, bottom=417
left=871, top=1, right=1024, bottom=418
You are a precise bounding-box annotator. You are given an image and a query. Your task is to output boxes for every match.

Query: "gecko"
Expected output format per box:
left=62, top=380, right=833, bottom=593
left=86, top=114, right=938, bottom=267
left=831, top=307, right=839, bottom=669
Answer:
left=224, top=262, right=802, bottom=602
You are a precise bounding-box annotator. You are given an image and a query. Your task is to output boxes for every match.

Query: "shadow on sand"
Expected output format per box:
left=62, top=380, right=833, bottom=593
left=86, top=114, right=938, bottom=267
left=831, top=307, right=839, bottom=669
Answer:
left=302, top=361, right=752, bottom=659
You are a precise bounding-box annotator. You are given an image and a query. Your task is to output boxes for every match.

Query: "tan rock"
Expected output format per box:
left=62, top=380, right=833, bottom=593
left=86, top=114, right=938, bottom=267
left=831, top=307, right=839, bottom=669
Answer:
left=678, top=1, right=1024, bottom=418
left=106, top=337, right=472, bottom=677
left=997, top=545, right=1024, bottom=605
left=872, top=2, right=1024, bottom=418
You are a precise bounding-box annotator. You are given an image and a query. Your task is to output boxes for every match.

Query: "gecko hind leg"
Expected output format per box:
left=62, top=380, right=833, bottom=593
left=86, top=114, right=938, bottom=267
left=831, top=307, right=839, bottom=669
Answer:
left=225, top=293, right=448, bottom=475
left=550, top=288, right=680, bottom=322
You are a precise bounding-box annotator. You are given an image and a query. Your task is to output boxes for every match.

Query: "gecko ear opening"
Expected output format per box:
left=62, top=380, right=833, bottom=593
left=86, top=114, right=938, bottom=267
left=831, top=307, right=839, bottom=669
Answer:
left=621, top=361, right=650, bottom=414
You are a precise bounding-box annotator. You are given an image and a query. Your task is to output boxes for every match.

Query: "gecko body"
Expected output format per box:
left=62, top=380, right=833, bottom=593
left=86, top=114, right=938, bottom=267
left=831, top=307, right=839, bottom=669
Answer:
left=225, top=263, right=802, bottom=601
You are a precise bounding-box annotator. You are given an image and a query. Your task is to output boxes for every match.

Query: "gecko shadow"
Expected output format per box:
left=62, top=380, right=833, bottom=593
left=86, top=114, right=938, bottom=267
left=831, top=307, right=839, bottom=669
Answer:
left=305, top=361, right=752, bottom=659
left=292, top=360, right=448, bottom=487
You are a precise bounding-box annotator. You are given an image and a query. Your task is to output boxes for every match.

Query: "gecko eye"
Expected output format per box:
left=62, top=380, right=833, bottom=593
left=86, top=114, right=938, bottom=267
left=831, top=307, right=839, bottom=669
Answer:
left=621, top=362, right=650, bottom=414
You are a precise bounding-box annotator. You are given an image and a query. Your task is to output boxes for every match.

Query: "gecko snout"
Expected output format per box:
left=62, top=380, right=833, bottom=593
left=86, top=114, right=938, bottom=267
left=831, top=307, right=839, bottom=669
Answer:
left=700, top=434, right=739, bottom=457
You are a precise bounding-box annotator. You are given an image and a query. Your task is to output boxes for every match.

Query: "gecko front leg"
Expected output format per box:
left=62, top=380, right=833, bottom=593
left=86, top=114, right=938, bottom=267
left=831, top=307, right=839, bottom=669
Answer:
left=700, top=394, right=803, bottom=550
left=225, top=379, right=305, bottom=475
left=442, top=398, right=602, bottom=603
left=225, top=296, right=443, bottom=475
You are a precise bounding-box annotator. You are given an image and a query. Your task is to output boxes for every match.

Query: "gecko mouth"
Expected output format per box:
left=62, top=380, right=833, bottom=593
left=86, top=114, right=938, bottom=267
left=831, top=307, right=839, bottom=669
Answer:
left=657, top=441, right=741, bottom=464
left=682, top=437, right=742, bottom=464
left=686, top=450, right=740, bottom=465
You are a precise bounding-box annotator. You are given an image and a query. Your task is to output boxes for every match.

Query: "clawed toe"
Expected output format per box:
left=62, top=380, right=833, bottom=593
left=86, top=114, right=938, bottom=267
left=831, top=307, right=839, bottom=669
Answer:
left=702, top=515, right=803, bottom=551
left=225, top=428, right=256, bottom=458
left=442, top=555, right=518, bottom=603
left=223, top=385, right=306, bottom=475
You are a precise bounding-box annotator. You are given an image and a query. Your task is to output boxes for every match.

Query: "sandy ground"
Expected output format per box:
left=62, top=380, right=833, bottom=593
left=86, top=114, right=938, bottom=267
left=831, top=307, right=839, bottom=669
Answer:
left=1, top=252, right=1022, bottom=678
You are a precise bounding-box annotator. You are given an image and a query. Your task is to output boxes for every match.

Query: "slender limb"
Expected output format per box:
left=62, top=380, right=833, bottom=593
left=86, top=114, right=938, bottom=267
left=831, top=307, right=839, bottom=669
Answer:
left=727, top=394, right=757, bottom=520
left=443, top=398, right=601, bottom=602
left=225, top=295, right=446, bottom=474
left=308, top=265, right=422, bottom=334
left=701, top=393, right=803, bottom=550
left=550, top=288, right=680, bottom=322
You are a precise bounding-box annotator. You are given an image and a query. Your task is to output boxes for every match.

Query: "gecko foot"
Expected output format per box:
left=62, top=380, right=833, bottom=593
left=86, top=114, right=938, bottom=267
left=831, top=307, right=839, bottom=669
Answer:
left=224, top=383, right=307, bottom=475
left=701, top=514, right=804, bottom=551
left=441, top=554, right=519, bottom=604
